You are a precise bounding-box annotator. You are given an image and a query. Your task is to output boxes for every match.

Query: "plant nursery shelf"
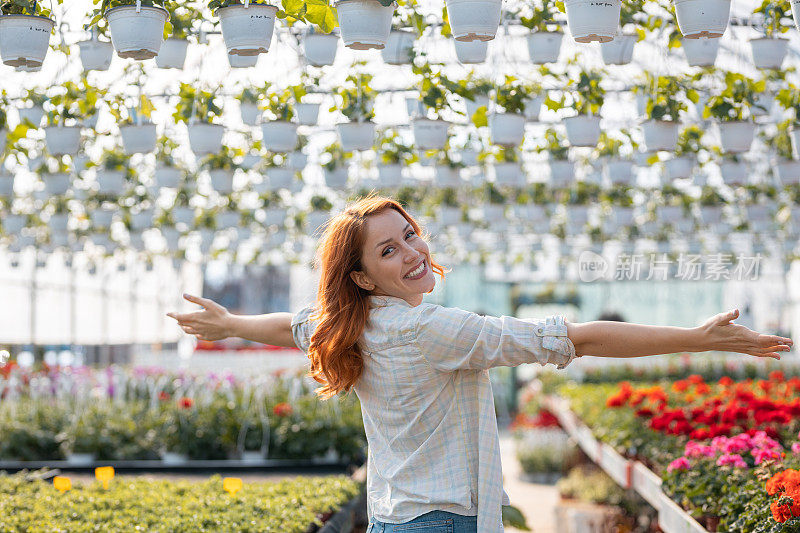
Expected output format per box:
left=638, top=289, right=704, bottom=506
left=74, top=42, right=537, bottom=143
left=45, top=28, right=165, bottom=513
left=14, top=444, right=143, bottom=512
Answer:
left=0, top=458, right=352, bottom=474
left=542, top=395, right=709, bottom=533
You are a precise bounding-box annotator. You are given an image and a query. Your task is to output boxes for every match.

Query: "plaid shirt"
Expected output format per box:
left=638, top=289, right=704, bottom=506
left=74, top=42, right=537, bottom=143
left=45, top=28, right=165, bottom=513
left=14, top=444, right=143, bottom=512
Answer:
left=291, top=295, right=577, bottom=532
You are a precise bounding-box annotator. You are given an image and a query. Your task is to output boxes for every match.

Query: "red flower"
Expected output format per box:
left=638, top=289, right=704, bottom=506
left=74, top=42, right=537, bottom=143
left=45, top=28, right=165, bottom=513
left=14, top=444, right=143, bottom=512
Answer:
left=178, top=397, right=194, bottom=409
left=273, top=402, right=293, bottom=417
left=159, top=391, right=171, bottom=402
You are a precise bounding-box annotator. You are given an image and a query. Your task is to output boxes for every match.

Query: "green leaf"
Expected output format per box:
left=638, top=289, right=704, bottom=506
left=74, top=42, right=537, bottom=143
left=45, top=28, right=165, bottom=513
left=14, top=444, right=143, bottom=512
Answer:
left=470, top=105, right=487, bottom=128
left=502, top=505, right=530, bottom=530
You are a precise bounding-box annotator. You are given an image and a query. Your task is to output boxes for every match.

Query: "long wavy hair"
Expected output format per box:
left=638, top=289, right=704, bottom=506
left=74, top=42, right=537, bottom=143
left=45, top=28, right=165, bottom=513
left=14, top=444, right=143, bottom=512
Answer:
left=307, top=195, right=447, bottom=400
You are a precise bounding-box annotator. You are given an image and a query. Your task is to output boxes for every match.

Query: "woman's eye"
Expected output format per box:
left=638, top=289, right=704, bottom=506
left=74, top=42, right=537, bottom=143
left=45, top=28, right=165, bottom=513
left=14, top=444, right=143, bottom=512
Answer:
left=406, top=231, right=415, bottom=239
left=382, top=247, right=394, bottom=256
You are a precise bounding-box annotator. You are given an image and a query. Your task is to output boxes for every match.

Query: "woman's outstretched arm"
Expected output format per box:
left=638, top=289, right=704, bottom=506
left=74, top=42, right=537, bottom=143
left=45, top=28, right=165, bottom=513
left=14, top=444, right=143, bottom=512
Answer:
left=166, top=294, right=297, bottom=348
left=566, top=309, right=793, bottom=360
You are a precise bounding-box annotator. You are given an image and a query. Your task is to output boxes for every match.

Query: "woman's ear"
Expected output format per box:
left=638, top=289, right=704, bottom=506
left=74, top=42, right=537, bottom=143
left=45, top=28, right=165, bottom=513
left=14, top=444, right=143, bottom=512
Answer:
left=349, top=270, right=375, bottom=291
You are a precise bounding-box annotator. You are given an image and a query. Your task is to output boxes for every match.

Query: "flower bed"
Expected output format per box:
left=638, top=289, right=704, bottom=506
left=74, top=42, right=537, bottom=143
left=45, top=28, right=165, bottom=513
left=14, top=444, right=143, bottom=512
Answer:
left=0, top=471, right=360, bottom=532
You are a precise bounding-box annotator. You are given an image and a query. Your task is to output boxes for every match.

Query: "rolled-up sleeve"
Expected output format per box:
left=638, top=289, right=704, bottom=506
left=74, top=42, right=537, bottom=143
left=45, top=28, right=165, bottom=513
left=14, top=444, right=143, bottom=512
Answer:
left=412, top=303, right=577, bottom=372
left=291, top=304, right=319, bottom=353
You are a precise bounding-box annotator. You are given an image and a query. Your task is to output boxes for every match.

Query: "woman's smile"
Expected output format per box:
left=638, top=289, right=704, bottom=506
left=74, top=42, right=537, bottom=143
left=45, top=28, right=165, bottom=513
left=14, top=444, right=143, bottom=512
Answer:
left=404, top=260, right=427, bottom=280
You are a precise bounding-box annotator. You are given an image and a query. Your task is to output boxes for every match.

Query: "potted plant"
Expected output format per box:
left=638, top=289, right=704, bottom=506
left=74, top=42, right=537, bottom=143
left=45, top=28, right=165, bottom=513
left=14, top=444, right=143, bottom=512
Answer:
left=411, top=62, right=453, bottom=150
left=153, top=136, right=183, bottom=188
left=762, top=119, right=800, bottom=186
left=679, top=36, right=720, bottom=67
left=519, top=0, right=563, bottom=64
left=434, top=187, right=461, bottom=225
left=306, top=195, right=333, bottom=234
left=237, top=87, right=262, bottom=126
left=538, top=128, right=573, bottom=187
left=156, top=2, right=200, bottom=68
left=489, top=76, right=528, bottom=146
left=77, top=29, right=114, bottom=71
left=336, top=0, right=396, bottom=50
left=228, top=52, right=258, bottom=68
left=382, top=0, right=422, bottom=64
left=662, top=124, right=704, bottom=180
left=749, top=0, right=791, bottom=70
left=375, top=128, right=415, bottom=188
left=703, top=71, right=762, bottom=153
left=44, top=79, right=101, bottom=155
left=672, top=0, right=731, bottom=39
left=292, top=76, right=321, bottom=126
left=320, top=142, right=351, bottom=189
left=17, top=89, right=47, bottom=127
left=479, top=182, right=508, bottom=224
left=86, top=0, right=171, bottom=60
left=172, top=83, right=225, bottom=155
left=595, top=130, right=636, bottom=186
left=561, top=0, right=620, bottom=43
left=445, top=0, right=501, bottom=42
left=169, top=186, right=197, bottom=227
left=483, top=145, right=523, bottom=188
left=209, top=0, right=278, bottom=55
left=600, top=0, right=645, bottom=65
left=287, top=134, right=309, bottom=170
left=433, top=150, right=464, bottom=188
left=261, top=87, right=297, bottom=153
left=0, top=0, right=59, bottom=68
left=460, top=74, right=492, bottom=123
left=111, top=93, right=158, bottom=155
left=546, top=68, right=605, bottom=147
left=36, top=156, right=72, bottom=196
left=303, top=25, right=339, bottom=66
left=90, top=147, right=135, bottom=194
left=333, top=71, right=376, bottom=151
left=201, top=146, right=241, bottom=194
left=716, top=153, right=747, bottom=186
left=777, top=85, right=800, bottom=156
left=638, top=73, right=696, bottom=152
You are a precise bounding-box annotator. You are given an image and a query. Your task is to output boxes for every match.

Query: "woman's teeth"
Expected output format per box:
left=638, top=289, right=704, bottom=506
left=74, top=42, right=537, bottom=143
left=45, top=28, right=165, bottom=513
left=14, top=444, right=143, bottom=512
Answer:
left=405, top=261, right=425, bottom=279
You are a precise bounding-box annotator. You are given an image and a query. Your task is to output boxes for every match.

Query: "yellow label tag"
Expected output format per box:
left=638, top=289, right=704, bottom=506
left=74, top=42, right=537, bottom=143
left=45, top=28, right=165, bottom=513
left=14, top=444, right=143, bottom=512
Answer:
left=223, top=477, right=243, bottom=496
left=95, top=466, right=115, bottom=489
left=53, top=476, right=71, bottom=493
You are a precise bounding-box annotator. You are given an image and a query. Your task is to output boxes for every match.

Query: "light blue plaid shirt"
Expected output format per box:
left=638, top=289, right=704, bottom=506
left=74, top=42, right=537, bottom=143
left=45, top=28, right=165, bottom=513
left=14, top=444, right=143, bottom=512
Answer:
left=291, top=295, right=576, bottom=532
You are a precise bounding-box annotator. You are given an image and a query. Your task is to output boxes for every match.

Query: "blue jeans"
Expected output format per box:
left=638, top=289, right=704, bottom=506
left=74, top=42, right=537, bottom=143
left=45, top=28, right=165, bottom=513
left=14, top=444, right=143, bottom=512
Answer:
left=367, top=510, right=478, bottom=533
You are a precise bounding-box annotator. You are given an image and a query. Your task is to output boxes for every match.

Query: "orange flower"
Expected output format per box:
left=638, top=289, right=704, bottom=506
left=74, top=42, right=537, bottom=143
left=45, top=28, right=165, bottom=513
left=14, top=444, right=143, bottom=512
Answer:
left=178, top=397, right=193, bottom=409
left=273, top=402, right=293, bottom=417
left=772, top=501, right=793, bottom=523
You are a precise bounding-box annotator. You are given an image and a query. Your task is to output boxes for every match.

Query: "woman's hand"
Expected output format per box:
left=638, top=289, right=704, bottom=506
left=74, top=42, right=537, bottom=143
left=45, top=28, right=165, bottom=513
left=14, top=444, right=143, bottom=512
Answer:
left=699, top=309, right=793, bottom=360
left=166, top=294, right=233, bottom=342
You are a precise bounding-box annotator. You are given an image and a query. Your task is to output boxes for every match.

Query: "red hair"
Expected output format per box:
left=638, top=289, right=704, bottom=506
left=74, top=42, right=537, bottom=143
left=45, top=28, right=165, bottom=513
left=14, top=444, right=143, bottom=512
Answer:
left=307, top=195, right=446, bottom=400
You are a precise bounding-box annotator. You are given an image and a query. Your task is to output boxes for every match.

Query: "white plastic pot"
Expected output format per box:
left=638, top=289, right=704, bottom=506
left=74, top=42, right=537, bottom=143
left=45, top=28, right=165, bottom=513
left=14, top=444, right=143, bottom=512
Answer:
left=172, top=207, right=195, bottom=227
left=295, top=102, right=320, bottom=126
left=18, top=105, right=44, bottom=127
left=445, top=0, right=501, bottom=41
left=217, top=4, right=278, bottom=55
left=750, top=37, right=788, bottom=70
left=437, top=206, right=461, bottom=225
left=461, top=149, right=478, bottom=167
left=240, top=103, right=261, bottom=126
left=3, top=214, right=26, bottom=234
left=673, top=0, right=731, bottom=39
left=523, top=96, right=544, bottom=122
left=263, top=207, right=287, bottom=227
left=209, top=169, right=235, bottom=193
left=77, top=38, right=113, bottom=71
left=306, top=210, right=331, bottom=235
left=564, top=115, right=601, bottom=147
left=261, top=121, right=298, bottom=153
left=325, top=167, right=349, bottom=189
left=604, top=158, right=635, bottom=185
left=492, top=162, right=524, bottom=188
left=663, top=156, right=695, bottom=180
left=155, top=38, right=189, bottom=69
left=303, top=31, right=339, bottom=66
left=382, top=30, right=415, bottom=64
left=42, top=173, right=71, bottom=196
left=217, top=210, right=239, bottom=229
left=793, top=0, right=800, bottom=32
left=412, top=118, right=449, bottom=150
left=120, top=123, right=157, bottom=154
left=287, top=151, right=308, bottom=170
left=337, top=121, right=375, bottom=151
left=228, top=53, right=258, bottom=68
left=548, top=160, right=574, bottom=187
left=90, top=209, right=115, bottom=228
left=44, top=126, right=81, bottom=156
left=717, top=121, right=755, bottom=153
left=641, top=120, right=680, bottom=152
left=776, top=159, right=800, bottom=185
left=268, top=168, right=294, bottom=190
left=188, top=123, right=225, bottom=155
left=0, top=15, right=54, bottom=68
left=526, top=32, right=563, bottom=64
left=563, top=0, right=621, bottom=43
left=434, top=166, right=462, bottom=188
left=96, top=171, right=126, bottom=194
left=154, top=165, right=182, bottom=188
left=377, top=164, right=403, bottom=188
left=105, top=5, right=168, bottom=60
left=335, top=0, right=396, bottom=50
left=454, top=39, right=488, bottom=63
left=601, top=33, right=636, bottom=65
left=681, top=37, right=720, bottom=67
left=0, top=175, right=13, bottom=197
left=489, top=113, right=525, bottom=146
left=718, top=160, right=746, bottom=185
left=131, top=209, right=154, bottom=230
left=465, top=96, right=489, bottom=121
left=791, top=126, right=800, bottom=158
left=752, top=92, right=773, bottom=117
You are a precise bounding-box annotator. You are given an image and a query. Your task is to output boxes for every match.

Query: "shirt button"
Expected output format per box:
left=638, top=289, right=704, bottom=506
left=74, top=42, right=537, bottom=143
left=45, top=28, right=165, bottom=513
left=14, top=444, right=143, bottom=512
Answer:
left=536, top=327, right=543, bottom=334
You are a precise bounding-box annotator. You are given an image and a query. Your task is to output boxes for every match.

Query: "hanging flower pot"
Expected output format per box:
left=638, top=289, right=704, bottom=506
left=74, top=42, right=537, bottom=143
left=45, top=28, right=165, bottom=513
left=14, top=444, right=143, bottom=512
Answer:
left=752, top=92, right=773, bottom=117
left=42, top=173, right=71, bottom=196
left=776, top=159, right=800, bottom=185
left=793, top=0, right=800, bottom=32
left=268, top=167, right=294, bottom=190
left=335, top=0, right=396, bottom=50
left=303, top=30, right=339, bottom=66
left=523, top=96, right=544, bottom=122
left=434, top=166, right=461, bottom=188
left=437, top=206, right=461, bottom=225
left=718, top=160, right=747, bottom=185
left=131, top=208, right=154, bottom=230
left=120, top=123, right=157, bottom=154
left=217, top=210, right=239, bottom=228
left=492, top=162, right=524, bottom=188
left=0, top=174, right=13, bottom=197
left=548, top=160, right=574, bottom=187
left=240, top=103, right=261, bottom=126
left=526, top=31, right=563, bottom=64
left=306, top=210, right=331, bottom=234
left=454, top=39, right=488, bottom=64
left=603, top=158, right=635, bottom=185
left=377, top=164, right=403, bottom=187
left=172, top=206, right=196, bottom=226
left=261, top=121, right=298, bottom=153
left=155, top=38, right=189, bottom=69
left=412, top=118, right=449, bottom=150
left=90, top=208, right=115, bottom=228
left=461, top=148, right=478, bottom=167
left=96, top=171, right=126, bottom=194
left=790, top=126, right=800, bottom=157
left=154, top=165, right=182, bottom=188
left=0, top=14, right=55, bottom=68
left=465, top=96, right=489, bottom=121
left=217, top=4, right=279, bottom=55
left=717, top=121, right=755, bottom=153
left=287, top=151, right=308, bottom=170
left=295, top=102, right=320, bottom=126
left=382, top=30, right=415, bottom=64
left=564, top=115, right=601, bottom=147
left=105, top=5, right=168, bottom=59
left=445, top=0, right=502, bottom=41
left=209, top=169, right=235, bottom=193
left=749, top=37, right=789, bottom=70
left=263, top=207, right=287, bottom=226
left=325, top=167, right=349, bottom=188
left=3, top=214, right=26, bottom=234
left=481, top=203, right=506, bottom=223
left=657, top=205, right=684, bottom=224
left=44, top=126, right=82, bottom=156
left=18, top=105, right=44, bottom=127
left=337, top=121, right=375, bottom=151
left=188, top=123, right=225, bottom=155
left=77, top=37, right=114, bottom=71
left=641, top=120, right=680, bottom=152
left=228, top=53, right=258, bottom=68
left=673, top=0, right=731, bottom=39
left=681, top=37, right=720, bottom=67
left=489, top=113, right=525, bottom=146
left=663, top=156, right=695, bottom=180
left=563, top=0, right=621, bottom=43
left=600, top=33, right=637, bottom=65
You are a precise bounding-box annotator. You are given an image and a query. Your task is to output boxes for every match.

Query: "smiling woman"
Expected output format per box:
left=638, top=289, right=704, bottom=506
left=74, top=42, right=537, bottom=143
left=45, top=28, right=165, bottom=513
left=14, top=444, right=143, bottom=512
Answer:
left=167, top=194, right=792, bottom=532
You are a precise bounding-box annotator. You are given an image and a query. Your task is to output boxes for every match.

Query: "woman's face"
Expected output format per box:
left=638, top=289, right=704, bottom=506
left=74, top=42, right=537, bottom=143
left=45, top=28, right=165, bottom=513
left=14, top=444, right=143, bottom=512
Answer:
left=350, top=209, right=435, bottom=306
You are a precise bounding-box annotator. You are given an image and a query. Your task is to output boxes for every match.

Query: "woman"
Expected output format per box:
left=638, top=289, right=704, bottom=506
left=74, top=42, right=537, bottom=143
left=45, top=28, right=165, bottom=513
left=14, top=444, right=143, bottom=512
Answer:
left=167, top=195, right=792, bottom=533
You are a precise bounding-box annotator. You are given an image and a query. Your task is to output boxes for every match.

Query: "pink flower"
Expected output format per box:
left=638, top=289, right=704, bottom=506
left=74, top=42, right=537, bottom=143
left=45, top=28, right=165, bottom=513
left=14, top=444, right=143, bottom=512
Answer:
left=753, top=448, right=782, bottom=465
left=716, top=453, right=748, bottom=468
left=792, top=443, right=800, bottom=455
left=668, top=457, right=691, bottom=472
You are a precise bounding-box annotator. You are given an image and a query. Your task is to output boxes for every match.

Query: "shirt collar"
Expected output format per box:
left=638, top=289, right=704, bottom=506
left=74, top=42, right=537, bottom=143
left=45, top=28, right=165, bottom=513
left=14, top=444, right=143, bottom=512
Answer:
left=368, top=295, right=417, bottom=308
